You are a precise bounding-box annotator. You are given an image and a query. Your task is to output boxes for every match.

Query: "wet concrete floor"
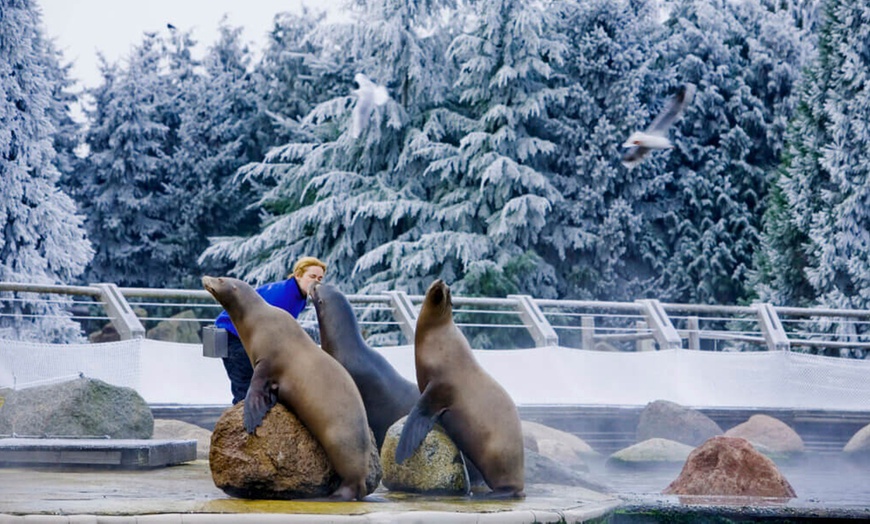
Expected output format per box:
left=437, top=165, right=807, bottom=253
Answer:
left=0, top=459, right=620, bottom=522
left=2, top=454, right=870, bottom=522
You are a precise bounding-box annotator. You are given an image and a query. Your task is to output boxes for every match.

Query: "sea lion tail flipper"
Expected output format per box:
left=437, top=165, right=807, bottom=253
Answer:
left=395, top=389, right=446, bottom=464
left=243, top=363, right=278, bottom=434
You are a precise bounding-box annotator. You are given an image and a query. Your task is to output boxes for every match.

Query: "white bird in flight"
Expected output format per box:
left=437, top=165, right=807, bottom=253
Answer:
left=622, top=83, right=696, bottom=168
left=350, top=73, right=391, bottom=139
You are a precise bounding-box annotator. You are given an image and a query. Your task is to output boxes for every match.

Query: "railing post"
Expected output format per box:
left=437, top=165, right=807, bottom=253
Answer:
left=508, top=295, right=559, bottom=347
left=754, top=302, right=790, bottom=351
left=91, top=283, right=145, bottom=340
left=386, top=291, right=418, bottom=344
left=636, top=321, right=654, bottom=351
left=581, top=315, right=595, bottom=350
left=636, top=299, right=682, bottom=350
left=687, top=316, right=701, bottom=350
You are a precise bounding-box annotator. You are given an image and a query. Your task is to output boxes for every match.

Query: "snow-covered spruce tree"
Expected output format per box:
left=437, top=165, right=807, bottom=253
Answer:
left=200, top=0, right=452, bottom=291
left=153, top=24, right=264, bottom=288
left=43, top=39, right=85, bottom=203
left=758, top=0, right=823, bottom=36
left=357, top=0, right=567, bottom=299
left=542, top=0, right=667, bottom=301
left=79, top=33, right=173, bottom=287
left=0, top=0, right=93, bottom=342
left=254, top=8, right=349, bottom=145
left=651, top=0, right=805, bottom=305
left=762, top=0, right=870, bottom=312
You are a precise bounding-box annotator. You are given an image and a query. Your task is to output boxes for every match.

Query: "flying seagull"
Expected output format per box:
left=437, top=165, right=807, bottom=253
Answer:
left=621, top=83, right=696, bottom=168
left=350, top=73, right=391, bottom=139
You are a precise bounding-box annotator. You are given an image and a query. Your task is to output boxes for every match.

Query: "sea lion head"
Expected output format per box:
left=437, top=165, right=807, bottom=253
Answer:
left=202, top=275, right=258, bottom=316
left=308, top=280, right=326, bottom=306
left=309, top=281, right=363, bottom=353
left=308, top=281, right=341, bottom=324
left=420, top=279, right=453, bottom=323
left=202, top=275, right=225, bottom=299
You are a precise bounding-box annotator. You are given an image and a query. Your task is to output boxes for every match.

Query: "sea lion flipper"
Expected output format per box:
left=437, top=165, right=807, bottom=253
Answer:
left=462, top=453, right=486, bottom=487
left=243, top=362, right=278, bottom=433
left=395, top=386, right=446, bottom=464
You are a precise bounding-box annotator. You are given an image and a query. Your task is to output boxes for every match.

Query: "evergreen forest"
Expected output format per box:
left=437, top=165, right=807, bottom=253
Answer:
left=2, top=0, right=869, bottom=343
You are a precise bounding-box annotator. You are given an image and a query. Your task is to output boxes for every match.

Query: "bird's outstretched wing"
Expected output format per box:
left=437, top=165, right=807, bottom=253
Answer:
left=647, top=83, right=695, bottom=134
left=621, top=83, right=696, bottom=168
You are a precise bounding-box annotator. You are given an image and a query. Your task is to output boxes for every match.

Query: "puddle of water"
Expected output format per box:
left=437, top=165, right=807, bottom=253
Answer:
left=0, top=460, right=617, bottom=517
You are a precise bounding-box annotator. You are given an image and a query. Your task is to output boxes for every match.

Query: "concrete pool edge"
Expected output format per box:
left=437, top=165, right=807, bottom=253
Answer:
left=0, top=501, right=622, bottom=524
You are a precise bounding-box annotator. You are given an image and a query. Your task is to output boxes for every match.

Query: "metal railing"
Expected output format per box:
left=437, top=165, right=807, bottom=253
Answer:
left=2, top=281, right=870, bottom=357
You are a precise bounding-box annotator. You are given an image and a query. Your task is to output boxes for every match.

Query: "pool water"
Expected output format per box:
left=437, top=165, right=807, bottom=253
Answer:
left=598, top=452, right=870, bottom=522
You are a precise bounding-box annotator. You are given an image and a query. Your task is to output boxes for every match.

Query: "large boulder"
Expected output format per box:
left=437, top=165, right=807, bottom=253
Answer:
left=524, top=448, right=610, bottom=492
left=522, top=420, right=599, bottom=470
left=209, top=402, right=381, bottom=499
left=606, top=438, right=695, bottom=471
left=146, top=310, right=201, bottom=343
left=663, top=436, right=796, bottom=498
left=381, top=417, right=607, bottom=493
left=0, top=376, right=152, bottom=438
left=380, top=416, right=469, bottom=494
left=844, top=423, right=870, bottom=457
left=88, top=323, right=120, bottom=343
left=153, top=418, right=212, bottom=460
left=724, top=414, right=804, bottom=455
left=636, top=400, right=723, bottom=446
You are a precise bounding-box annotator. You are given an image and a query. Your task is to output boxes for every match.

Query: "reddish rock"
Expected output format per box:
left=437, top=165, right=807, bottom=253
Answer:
left=663, top=436, right=796, bottom=498
left=209, top=402, right=381, bottom=499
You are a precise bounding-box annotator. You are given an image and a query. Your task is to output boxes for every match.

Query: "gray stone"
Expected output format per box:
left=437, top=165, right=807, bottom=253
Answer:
left=844, top=422, right=870, bottom=455
left=209, top=402, right=381, bottom=499
left=0, top=376, right=153, bottom=439
left=522, top=420, right=599, bottom=470
left=606, top=438, right=695, bottom=470
left=524, top=448, right=610, bottom=492
left=146, top=310, right=202, bottom=343
left=724, top=414, right=805, bottom=455
left=380, top=416, right=469, bottom=494
left=88, top=323, right=120, bottom=343
left=636, top=399, right=723, bottom=446
left=380, top=417, right=609, bottom=493
left=153, top=418, right=212, bottom=460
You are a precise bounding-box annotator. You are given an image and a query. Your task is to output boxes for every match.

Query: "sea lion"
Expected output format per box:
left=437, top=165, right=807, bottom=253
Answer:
left=202, top=275, right=372, bottom=501
left=309, top=281, right=420, bottom=450
left=395, top=279, right=525, bottom=498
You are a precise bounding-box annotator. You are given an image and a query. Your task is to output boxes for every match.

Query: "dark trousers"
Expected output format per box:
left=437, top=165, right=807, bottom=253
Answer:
left=221, top=334, right=253, bottom=404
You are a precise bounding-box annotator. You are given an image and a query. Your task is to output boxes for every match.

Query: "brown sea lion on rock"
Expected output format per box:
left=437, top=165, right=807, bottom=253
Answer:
left=395, top=279, right=525, bottom=498
left=202, top=275, right=372, bottom=501
left=309, top=281, right=420, bottom=450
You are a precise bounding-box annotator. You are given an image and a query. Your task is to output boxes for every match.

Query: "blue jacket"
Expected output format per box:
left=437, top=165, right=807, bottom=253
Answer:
left=214, top=277, right=307, bottom=337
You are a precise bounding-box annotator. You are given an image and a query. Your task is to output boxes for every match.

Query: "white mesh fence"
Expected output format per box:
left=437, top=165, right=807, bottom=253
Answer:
left=0, top=339, right=141, bottom=392
left=1, top=339, right=869, bottom=410
left=0, top=338, right=229, bottom=405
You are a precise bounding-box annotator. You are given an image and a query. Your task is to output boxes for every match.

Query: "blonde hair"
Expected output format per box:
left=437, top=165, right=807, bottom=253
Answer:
left=290, top=256, right=327, bottom=279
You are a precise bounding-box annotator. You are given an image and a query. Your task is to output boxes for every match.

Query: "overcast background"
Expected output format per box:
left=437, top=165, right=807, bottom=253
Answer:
left=39, top=0, right=345, bottom=88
